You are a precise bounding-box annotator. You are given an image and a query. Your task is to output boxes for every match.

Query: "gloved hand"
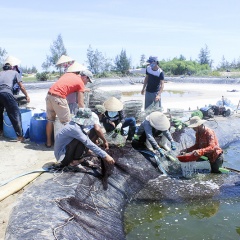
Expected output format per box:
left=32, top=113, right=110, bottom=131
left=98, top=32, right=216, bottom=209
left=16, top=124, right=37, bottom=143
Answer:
left=171, top=141, right=176, bottom=151
left=157, top=148, right=165, bottom=157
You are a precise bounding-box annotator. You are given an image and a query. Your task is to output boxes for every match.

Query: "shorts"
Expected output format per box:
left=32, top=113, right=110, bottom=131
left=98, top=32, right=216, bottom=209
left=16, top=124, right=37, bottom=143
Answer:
left=46, top=94, right=70, bottom=123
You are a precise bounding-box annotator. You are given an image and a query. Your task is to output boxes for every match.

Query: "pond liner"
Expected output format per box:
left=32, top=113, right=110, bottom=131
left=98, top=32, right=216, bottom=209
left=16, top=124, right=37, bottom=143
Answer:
left=5, top=115, right=240, bottom=240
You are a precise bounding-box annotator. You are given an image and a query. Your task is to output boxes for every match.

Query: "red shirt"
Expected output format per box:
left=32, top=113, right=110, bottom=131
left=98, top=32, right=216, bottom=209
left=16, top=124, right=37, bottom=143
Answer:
left=49, top=73, right=85, bottom=98
left=187, top=126, right=223, bottom=163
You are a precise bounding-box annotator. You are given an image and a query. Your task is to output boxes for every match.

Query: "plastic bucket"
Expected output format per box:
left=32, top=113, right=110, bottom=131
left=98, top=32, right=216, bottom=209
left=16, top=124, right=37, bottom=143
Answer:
left=3, top=108, right=32, bottom=139
left=30, top=112, right=47, bottom=143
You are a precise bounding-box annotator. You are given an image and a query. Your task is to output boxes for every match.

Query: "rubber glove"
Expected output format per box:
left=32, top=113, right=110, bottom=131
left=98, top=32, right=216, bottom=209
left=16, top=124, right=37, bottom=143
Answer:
left=158, top=148, right=165, bottom=157
left=171, top=141, right=176, bottom=151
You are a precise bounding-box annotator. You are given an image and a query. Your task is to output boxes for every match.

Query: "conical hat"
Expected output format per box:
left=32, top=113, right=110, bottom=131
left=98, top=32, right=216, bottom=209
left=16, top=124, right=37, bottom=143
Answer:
left=66, top=62, right=86, bottom=72
left=56, top=55, right=74, bottom=66
left=146, top=112, right=170, bottom=131
left=103, top=97, right=123, bottom=111
left=4, top=56, right=21, bottom=66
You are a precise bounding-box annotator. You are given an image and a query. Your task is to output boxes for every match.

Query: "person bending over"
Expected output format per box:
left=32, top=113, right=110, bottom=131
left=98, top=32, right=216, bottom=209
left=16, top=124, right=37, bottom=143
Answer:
left=180, top=116, right=223, bottom=173
left=132, top=111, right=176, bottom=155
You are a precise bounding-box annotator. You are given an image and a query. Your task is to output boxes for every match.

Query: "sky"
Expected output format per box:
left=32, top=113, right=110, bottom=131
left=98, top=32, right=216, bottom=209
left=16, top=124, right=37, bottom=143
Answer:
left=0, top=0, right=240, bottom=71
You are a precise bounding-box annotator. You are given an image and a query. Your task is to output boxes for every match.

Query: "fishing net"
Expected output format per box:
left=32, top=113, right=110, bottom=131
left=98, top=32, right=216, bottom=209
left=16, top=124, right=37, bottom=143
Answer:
left=123, top=100, right=143, bottom=122
left=87, top=89, right=122, bottom=109
left=138, top=102, right=163, bottom=122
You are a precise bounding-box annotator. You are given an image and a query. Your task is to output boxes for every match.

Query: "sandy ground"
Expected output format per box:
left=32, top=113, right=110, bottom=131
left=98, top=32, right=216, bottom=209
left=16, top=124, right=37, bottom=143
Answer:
left=1, top=81, right=240, bottom=239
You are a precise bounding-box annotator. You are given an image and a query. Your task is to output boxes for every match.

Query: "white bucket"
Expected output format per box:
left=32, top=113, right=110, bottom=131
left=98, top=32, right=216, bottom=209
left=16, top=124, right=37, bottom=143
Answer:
left=54, top=117, right=65, bottom=139
left=181, top=160, right=211, bottom=178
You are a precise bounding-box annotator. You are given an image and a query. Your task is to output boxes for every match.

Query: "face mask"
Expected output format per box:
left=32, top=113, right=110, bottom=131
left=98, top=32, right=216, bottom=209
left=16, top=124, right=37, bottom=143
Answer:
left=150, top=62, right=156, bottom=68
left=108, top=111, right=118, bottom=118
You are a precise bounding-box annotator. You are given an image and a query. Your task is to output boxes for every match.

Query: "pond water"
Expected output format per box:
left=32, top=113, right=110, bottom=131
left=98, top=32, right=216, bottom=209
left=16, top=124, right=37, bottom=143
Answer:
left=124, top=141, right=240, bottom=239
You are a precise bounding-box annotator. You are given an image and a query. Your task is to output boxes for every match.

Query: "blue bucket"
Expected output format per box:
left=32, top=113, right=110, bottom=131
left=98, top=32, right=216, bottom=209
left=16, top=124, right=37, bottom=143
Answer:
left=30, top=112, right=47, bottom=143
left=3, top=108, right=32, bottom=139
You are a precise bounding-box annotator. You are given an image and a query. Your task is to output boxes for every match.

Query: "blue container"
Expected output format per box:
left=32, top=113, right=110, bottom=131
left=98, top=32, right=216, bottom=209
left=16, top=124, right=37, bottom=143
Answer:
left=30, top=112, right=47, bottom=143
left=3, top=109, right=32, bottom=139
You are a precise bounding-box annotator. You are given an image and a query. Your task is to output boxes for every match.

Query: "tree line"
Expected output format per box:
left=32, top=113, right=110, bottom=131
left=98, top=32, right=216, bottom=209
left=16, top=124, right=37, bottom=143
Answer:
left=1, top=34, right=240, bottom=77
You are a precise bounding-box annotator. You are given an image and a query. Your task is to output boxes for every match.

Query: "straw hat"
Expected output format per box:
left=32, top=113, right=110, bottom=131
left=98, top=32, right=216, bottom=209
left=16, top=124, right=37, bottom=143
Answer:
left=187, top=116, right=206, bottom=128
left=71, top=108, right=95, bottom=126
left=66, top=62, right=86, bottom=73
left=56, top=55, right=74, bottom=66
left=4, top=56, right=21, bottom=66
left=103, top=97, right=123, bottom=111
left=146, top=112, right=170, bottom=131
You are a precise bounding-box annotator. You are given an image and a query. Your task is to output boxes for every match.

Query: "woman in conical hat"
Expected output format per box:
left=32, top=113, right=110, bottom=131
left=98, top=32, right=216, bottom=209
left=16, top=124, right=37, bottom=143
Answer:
left=101, top=97, right=136, bottom=141
left=132, top=111, right=176, bottom=155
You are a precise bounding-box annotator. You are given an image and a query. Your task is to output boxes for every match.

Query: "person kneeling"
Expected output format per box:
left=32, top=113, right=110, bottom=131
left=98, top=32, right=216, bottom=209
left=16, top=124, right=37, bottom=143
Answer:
left=132, top=111, right=176, bottom=156
left=54, top=108, right=115, bottom=168
left=180, top=116, right=223, bottom=173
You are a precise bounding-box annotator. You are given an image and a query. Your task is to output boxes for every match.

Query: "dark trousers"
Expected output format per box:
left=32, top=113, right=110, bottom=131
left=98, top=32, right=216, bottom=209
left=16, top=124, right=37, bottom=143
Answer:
left=0, top=92, right=23, bottom=137
left=61, top=128, right=96, bottom=166
left=103, top=117, right=136, bottom=133
left=211, top=154, right=224, bottom=173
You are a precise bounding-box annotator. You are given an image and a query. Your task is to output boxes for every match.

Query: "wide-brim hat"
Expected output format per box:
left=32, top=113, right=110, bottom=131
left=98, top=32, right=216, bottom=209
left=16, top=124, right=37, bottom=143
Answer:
left=4, top=56, right=21, bottom=66
left=56, top=55, right=74, bottom=66
left=103, top=97, right=123, bottom=111
left=146, top=112, right=170, bottom=131
left=71, top=108, right=95, bottom=126
left=66, top=62, right=86, bottom=73
left=187, top=116, right=206, bottom=128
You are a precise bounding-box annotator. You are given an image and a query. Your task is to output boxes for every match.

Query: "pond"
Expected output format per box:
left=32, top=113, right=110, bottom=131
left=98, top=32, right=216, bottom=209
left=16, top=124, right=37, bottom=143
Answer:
left=124, top=141, right=240, bottom=239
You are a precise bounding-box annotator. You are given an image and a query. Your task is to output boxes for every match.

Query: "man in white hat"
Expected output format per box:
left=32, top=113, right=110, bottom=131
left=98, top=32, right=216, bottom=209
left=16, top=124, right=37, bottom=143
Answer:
left=180, top=116, right=223, bottom=173
left=132, top=111, right=176, bottom=156
left=141, top=56, right=165, bottom=110
left=54, top=108, right=114, bottom=168
left=0, top=58, right=30, bottom=141
left=101, top=97, right=137, bottom=141
left=45, top=62, right=93, bottom=147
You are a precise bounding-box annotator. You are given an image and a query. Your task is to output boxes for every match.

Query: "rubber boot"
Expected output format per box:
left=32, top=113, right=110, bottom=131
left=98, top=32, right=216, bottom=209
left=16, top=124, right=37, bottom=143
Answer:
left=126, top=126, right=136, bottom=141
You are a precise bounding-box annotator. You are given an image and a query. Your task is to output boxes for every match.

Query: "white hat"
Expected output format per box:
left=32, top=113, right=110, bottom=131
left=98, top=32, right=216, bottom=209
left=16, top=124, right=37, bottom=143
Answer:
left=56, top=55, right=74, bottom=66
left=187, top=116, right=206, bottom=128
left=71, top=108, right=95, bottom=126
left=103, top=97, right=123, bottom=111
left=66, top=62, right=86, bottom=73
left=4, top=56, right=21, bottom=66
left=81, top=69, right=94, bottom=83
left=146, top=112, right=170, bottom=131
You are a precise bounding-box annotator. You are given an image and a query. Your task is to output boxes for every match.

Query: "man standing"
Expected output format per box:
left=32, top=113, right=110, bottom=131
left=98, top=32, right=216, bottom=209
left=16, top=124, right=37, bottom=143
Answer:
left=141, top=56, right=164, bottom=109
left=45, top=62, right=93, bottom=147
left=0, top=56, right=30, bottom=141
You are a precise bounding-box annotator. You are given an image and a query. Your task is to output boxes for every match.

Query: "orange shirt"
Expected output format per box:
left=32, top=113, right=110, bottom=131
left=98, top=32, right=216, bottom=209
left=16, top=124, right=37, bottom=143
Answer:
left=187, top=126, right=223, bottom=163
left=49, top=73, right=85, bottom=98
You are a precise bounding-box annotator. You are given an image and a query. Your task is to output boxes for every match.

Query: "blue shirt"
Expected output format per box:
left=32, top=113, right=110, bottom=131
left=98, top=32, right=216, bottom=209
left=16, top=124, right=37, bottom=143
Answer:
left=54, top=121, right=107, bottom=162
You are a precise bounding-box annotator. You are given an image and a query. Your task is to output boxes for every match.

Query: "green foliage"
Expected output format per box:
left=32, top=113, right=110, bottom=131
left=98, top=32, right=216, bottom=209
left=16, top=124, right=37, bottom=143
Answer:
left=115, top=49, right=131, bottom=74
left=42, top=34, right=67, bottom=71
left=36, top=72, right=49, bottom=81
left=86, top=45, right=112, bottom=74
left=159, top=58, right=210, bottom=76
left=198, top=44, right=213, bottom=67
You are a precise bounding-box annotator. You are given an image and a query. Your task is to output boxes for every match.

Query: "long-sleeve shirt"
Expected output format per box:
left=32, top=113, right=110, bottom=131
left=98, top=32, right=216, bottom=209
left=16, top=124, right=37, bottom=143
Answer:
left=186, top=126, right=223, bottom=163
left=101, top=110, right=124, bottom=126
left=54, top=121, right=107, bottom=162
left=136, top=119, right=173, bottom=150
